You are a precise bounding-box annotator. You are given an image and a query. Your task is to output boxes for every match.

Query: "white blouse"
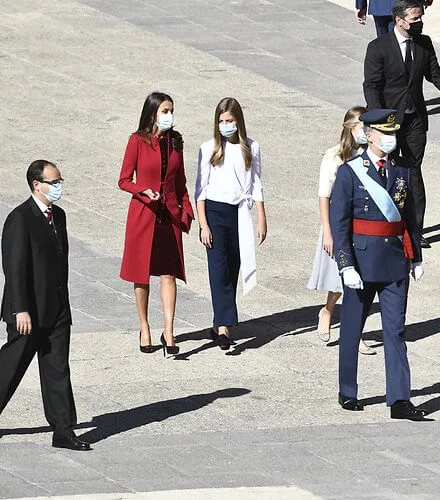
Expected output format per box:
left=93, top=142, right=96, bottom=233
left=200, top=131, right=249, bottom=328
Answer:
left=195, top=137, right=263, bottom=296
left=195, top=138, right=263, bottom=203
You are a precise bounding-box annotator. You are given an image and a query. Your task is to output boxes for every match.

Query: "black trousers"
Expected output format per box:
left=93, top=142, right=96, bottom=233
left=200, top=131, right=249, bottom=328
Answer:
left=0, top=309, right=77, bottom=437
left=397, top=112, right=427, bottom=232
left=206, top=200, right=240, bottom=328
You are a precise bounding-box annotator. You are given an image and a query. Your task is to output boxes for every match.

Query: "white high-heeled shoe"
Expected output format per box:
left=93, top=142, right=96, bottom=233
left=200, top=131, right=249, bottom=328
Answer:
left=317, top=307, right=331, bottom=343
left=359, top=339, right=377, bottom=355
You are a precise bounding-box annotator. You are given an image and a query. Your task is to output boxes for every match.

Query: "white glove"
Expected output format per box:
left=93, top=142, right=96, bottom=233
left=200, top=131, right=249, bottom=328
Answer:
left=411, top=262, right=424, bottom=281
left=342, top=268, right=364, bottom=289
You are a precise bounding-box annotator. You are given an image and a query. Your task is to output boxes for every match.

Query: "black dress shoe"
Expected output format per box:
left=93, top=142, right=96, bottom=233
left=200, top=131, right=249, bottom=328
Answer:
left=338, top=393, right=364, bottom=411
left=52, top=434, right=92, bottom=451
left=217, top=334, right=231, bottom=350
left=210, top=328, right=219, bottom=341
left=420, top=236, right=431, bottom=249
left=390, top=400, right=427, bottom=421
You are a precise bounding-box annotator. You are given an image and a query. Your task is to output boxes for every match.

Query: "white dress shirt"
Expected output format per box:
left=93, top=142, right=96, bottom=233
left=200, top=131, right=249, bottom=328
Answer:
left=366, top=147, right=388, bottom=178
left=32, top=194, right=52, bottom=215
left=195, top=138, right=264, bottom=294
left=32, top=194, right=56, bottom=231
left=394, top=26, right=415, bottom=113
left=394, top=26, right=413, bottom=62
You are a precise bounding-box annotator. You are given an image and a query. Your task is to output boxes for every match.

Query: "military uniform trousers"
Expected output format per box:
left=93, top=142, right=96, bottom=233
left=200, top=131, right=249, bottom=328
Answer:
left=0, top=306, right=77, bottom=437
left=339, top=278, right=411, bottom=406
left=205, top=199, right=240, bottom=328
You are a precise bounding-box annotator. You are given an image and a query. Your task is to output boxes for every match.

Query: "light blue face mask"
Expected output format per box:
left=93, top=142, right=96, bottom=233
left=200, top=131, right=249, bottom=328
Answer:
left=354, top=129, right=368, bottom=145
left=157, top=113, right=174, bottom=132
left=219, top=122, right=237, bottom=138
left=380, top=134, right=397, bottom=154
left=43, top=183, right=63, bottom=203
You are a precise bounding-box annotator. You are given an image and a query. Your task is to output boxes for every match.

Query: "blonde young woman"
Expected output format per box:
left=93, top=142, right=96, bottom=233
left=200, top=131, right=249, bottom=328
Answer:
left=308, top=106, right=376, bottom=355
left=195, top=97, right=267, bottom=351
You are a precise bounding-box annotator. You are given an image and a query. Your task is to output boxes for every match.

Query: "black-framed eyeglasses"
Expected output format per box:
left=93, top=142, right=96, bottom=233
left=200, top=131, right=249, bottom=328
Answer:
left=40, top=178, right=64, bottom=186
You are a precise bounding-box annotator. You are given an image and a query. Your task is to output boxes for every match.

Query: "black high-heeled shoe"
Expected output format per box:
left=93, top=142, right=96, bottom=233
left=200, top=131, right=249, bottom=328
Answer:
left=160, top=333, right=179, bottom=357
left=139, top=331, right=153, bottom=353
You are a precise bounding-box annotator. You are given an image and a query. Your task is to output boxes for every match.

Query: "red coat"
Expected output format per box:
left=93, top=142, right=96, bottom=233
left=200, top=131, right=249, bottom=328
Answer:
left=118, top=132, right=194, bottom=284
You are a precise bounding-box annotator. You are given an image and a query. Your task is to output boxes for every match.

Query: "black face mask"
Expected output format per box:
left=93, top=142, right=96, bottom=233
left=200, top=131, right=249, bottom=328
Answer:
left=406, top=20, right=423, bottom=36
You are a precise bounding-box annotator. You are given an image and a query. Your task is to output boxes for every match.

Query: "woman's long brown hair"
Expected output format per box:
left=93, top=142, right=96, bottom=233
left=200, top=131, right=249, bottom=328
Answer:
left=136, top=92, right=173, bottom=144
left=210, top=97, right=252, bottom=170
left=338, top=105, right=367, bottom=162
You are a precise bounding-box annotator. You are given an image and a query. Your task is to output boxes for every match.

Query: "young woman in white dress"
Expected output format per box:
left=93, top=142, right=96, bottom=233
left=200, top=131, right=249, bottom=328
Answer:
left=308, top=106, right=376, bottom=354
left=195, top=97, right=267, bottom=351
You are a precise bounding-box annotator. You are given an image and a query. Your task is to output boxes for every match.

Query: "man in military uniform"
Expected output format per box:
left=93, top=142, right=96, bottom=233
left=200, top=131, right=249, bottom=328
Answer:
left=330, top=109, right=427, bottom=421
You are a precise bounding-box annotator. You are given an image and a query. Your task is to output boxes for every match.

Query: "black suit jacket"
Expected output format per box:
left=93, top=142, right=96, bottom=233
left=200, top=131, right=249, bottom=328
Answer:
left=363, top=31, right=440, bottom=130
left=1, top=197, right=71, bottom=328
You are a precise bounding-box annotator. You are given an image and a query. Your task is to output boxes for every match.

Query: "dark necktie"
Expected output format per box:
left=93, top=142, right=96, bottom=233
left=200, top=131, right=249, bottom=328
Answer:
left=405, top=39, right=415, bottom=110
left=405, top=39, right=413, bottom=77
left=46, top=207, right=58, bottom=235
left=46, top=206, right=53, bottom=224
left=377, top=159, right=387, bottom=188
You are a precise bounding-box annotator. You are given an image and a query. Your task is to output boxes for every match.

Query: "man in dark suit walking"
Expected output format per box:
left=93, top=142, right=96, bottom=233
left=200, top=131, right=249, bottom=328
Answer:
left=363, top=0, right=440, bottom=248
left=0, top=160, right=91, bottom=451
left=331, top=109, right=427, bottom=421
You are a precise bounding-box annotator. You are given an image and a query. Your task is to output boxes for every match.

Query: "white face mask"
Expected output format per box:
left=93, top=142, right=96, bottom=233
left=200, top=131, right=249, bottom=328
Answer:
left=369, top=132, right=397, bottom=154
left=353, top=129, right=368, bottom=145
left=219, top=122, right=237, bottom=138
left=157, top=113, right=174, bottom=132
left=379, top=134, right=397, bottom=154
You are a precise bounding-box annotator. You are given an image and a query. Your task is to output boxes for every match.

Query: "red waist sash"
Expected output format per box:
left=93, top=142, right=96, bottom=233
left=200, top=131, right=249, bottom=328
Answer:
left=352, top=219, right=414, bottom=260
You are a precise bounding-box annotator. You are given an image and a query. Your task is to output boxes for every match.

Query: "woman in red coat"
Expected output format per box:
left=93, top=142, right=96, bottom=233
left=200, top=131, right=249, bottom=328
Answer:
left=118, top=92, right=194, bottom=356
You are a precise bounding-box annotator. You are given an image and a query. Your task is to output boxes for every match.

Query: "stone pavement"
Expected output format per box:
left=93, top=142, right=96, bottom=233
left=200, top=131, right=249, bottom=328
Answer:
left=15, top=489, right=320, bottom=500
left=0, top=0, right=440, bottom=498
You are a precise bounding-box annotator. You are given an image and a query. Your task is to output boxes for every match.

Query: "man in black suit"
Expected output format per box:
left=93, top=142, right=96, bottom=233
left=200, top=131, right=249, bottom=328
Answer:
left=363, top=0, right=440, bottom=248
left=0, top=160, right=91, bottom=451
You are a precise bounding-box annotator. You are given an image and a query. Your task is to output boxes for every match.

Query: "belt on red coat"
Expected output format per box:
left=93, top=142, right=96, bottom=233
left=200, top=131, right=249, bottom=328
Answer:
left=352, top=219, right=414, bottom=260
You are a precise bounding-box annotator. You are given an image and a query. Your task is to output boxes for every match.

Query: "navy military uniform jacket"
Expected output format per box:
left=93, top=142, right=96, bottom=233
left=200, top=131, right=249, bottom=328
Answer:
left=356, top=0, right=396, bottom=16
left=330, top=150, right=421, bottom=283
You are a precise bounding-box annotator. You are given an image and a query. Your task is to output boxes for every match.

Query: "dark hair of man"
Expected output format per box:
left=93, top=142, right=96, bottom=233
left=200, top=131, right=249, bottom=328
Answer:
left=136, top=92, right=174, bottom=144
left=26, top=159, right=56, bottom=191
left=392, top=0, right=424, bottom=20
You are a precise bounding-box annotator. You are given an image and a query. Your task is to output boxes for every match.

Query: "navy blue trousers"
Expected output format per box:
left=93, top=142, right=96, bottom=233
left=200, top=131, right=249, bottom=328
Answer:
left=373, top=16, right=394, bottom=37
left=205, top=200, right=240, bottom=327
left=339, top=278, right=410, bottom=406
